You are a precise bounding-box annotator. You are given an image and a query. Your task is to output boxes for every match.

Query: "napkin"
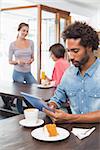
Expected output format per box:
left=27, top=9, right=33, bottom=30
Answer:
left=71, top=127, right=95, bottom=140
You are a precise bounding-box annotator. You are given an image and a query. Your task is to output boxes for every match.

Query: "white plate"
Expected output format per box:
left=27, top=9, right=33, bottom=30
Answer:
left=19, top=119, right=44, bottom=127
left=37, top=81, right=55, bottom=89
left=31, top=127, right=70, bottom=141
left=37, top=84, right=55, bottom=89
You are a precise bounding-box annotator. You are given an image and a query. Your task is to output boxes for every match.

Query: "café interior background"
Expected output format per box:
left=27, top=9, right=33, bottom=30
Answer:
left=0, top=0, right=100, bottom=82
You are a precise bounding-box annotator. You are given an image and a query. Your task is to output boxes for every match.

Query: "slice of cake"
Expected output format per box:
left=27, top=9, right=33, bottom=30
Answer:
left=41, top=79, right=50, bottom=86
left=43, top=124, right=59, bottom=137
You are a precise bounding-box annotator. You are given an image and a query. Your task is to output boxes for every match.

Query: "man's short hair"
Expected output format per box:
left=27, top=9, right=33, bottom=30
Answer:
left=62, top=21, right=99, bottom=51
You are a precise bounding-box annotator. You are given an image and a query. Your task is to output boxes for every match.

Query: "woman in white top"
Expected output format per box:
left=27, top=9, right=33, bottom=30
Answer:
left=9, top=22, right=37, bottom=84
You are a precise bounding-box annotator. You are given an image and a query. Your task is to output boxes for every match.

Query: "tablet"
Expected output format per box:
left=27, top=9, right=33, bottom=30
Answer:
left=21, top=92, right=53, bottom=112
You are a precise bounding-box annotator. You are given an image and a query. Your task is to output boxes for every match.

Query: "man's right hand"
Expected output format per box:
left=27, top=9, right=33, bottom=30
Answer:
left=48, top=102, right=58, bottom=109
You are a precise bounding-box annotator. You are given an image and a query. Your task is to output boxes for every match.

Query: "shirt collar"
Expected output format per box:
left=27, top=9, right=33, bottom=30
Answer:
left=74, top=58, right=100, bottom=76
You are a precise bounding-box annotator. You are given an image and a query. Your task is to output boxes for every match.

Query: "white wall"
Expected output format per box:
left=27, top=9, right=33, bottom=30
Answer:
left=27, top=0, right=100, bottom=31
left=26, top=0, right=96, bottom=16
left=90, top=10, right=100, bottom=31
left=1, top=0, right=100, bottom=30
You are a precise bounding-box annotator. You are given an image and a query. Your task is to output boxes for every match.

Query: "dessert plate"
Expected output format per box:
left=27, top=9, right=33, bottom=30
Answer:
left=37, top=81, right=56, bottom=89
left=37, top=84, right=55, bottom=89
left=19, top=119, right=44, bottom=127
left=31, top=127, right=70, bottom=141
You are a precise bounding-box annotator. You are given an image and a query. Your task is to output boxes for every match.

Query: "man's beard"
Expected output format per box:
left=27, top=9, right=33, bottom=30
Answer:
left=71, top=52, right=89, bottom=68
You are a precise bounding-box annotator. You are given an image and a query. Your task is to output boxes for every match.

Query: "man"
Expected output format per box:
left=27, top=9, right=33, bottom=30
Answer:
left=44, top=21, right=100, bottom=123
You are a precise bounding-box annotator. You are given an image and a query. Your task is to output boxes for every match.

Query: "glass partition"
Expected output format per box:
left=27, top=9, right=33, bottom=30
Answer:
left=41, top=10, right=56, bottom=78
left=60, top=18, right=66, bottom=45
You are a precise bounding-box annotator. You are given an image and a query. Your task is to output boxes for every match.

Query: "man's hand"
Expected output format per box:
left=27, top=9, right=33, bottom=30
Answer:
left=48, top=102, right=58, bottom=109
left=43, top=108, right=71, bottom=123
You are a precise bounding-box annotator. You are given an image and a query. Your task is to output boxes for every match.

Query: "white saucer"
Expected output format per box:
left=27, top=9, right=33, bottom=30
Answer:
left=19, top=119, right=44, bottom=127
left=31, top=127, right=70, bottom=141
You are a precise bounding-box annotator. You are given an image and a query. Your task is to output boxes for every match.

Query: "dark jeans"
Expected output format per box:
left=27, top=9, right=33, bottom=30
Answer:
left=13, top=70, right=37, bottom=84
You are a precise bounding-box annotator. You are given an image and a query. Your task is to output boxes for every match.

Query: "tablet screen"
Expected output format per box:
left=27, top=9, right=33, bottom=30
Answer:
left=21, top=92, right=53, bottom=112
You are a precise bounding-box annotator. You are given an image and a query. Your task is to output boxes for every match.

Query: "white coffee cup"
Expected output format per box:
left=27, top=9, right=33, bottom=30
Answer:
left=24, top=108, right=39, bottom=124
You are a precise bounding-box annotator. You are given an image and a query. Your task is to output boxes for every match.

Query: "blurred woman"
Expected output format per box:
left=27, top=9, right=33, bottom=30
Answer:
left=9, top=22, right=37, bottom=84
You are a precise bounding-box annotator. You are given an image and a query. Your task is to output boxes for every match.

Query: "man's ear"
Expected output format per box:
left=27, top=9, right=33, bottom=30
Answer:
left=87, top=47, right=93, bottom=53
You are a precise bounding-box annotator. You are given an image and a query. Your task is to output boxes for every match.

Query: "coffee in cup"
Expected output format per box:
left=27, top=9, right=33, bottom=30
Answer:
left=24, top=108, right=39, bottom=124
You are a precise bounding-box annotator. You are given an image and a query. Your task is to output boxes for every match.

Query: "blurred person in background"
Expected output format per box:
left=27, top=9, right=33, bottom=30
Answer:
left=9, top=22, right=36, bottom=84
left=46, top=43, right=70, bottom=87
